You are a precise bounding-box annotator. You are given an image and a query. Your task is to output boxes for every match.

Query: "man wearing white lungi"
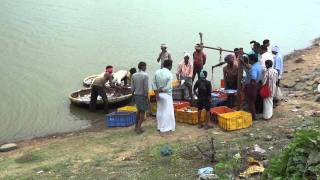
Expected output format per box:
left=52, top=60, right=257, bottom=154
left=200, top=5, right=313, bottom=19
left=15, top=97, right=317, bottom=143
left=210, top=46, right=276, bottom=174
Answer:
left=152, top=60, right=175, bottom=133
left=262, top=60, right=278, bottom=120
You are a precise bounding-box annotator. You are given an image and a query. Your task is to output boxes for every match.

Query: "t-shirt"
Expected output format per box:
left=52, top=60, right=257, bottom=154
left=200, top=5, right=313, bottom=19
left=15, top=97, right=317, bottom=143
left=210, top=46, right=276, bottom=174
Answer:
left=194, top=79, right=212, bottom=100
left=131, top=71, right=149, bottom=96
left=158, top=51, right=172, bottom=68
left=251, top=62, right=263, bottom=82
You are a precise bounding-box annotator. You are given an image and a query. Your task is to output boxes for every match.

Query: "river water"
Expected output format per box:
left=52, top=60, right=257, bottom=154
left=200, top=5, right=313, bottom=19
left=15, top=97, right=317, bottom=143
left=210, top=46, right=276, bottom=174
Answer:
left=1, top=0, right=320, bottom=143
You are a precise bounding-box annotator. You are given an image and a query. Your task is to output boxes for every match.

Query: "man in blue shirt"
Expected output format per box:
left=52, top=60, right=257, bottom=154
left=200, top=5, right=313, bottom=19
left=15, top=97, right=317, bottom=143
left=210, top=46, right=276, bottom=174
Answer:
left=272, top=46, right=283, bottom=106
left=272, top=46, right=283, bottom=83
left=244, top=54, right=263, bottom=120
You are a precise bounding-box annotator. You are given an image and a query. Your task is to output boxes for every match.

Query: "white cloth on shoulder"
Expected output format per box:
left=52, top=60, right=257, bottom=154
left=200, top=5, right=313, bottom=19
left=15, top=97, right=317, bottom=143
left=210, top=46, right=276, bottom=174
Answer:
left=156, top=93, right=175, bottom=132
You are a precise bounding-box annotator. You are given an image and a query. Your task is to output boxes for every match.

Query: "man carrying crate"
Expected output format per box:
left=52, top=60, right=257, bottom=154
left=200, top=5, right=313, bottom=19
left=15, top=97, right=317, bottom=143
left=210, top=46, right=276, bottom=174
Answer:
left=131, top=62, right=149, bottom=134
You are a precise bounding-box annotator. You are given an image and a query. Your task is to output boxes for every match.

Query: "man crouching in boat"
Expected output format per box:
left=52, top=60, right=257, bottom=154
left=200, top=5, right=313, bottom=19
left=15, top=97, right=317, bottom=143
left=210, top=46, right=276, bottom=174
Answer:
left=113, top=68, right=137, bottom=86
left=89, top=65, right=114, bottom=112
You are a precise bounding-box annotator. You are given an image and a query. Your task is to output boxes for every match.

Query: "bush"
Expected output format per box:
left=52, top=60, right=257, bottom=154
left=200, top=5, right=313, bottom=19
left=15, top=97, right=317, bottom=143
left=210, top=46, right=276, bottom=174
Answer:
left=263, top=129, right=320, bottom=179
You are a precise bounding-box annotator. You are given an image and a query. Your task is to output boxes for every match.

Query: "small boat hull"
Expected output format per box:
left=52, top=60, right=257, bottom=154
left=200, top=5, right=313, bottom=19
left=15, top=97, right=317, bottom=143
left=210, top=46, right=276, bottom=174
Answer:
left=68, top=87, right=132, bottom=108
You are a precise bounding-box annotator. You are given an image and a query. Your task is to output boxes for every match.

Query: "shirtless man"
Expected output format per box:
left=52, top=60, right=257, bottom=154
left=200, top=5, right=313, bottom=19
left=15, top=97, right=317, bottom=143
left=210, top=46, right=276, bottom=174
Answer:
left=89, top=65, right=114, bottom=112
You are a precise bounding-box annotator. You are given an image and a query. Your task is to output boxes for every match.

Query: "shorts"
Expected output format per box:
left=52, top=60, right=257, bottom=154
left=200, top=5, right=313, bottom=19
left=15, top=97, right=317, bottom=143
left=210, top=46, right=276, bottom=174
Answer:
left=197, top=98, right=211, bottom=111
left=134, top=95, right=148, bottom=111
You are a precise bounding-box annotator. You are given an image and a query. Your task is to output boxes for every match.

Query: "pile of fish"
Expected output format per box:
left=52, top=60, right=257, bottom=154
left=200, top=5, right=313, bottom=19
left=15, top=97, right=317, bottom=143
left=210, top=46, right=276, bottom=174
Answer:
left=71, top=87, right=131, bottom=104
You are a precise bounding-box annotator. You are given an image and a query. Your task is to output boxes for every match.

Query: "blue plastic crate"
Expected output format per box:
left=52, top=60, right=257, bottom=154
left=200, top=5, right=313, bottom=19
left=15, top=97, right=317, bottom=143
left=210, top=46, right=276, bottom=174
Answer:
left=106, top=111, right=136, bottom=127
left=211, top=97, right=227, bottom=108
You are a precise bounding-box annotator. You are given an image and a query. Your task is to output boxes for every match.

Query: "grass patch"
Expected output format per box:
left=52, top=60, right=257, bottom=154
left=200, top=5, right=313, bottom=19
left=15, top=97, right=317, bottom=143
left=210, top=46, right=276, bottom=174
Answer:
left=15, top=151, right=43, bottom=164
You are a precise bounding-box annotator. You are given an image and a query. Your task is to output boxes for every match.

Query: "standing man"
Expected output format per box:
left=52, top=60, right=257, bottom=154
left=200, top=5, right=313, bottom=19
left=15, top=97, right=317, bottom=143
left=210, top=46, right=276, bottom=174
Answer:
left=89, top=66, right=114, bottom=112
left=244, top=54, right=263, bottom=120
left=152, top=60, right=175, bottom=133
left=176, top=52, right=193, bottom=100
left=272, top=45, right=283, bottom=106
left=194, top=70, right=212, bottom=129
left=223, top=54, right=238, bottom=107
left=263, top=39, right=270, bottom=49
left=272, top=46, right=283, bottom=83
left=157, top=43, right=172, bottom=68
left=192, top=44, right=207, bottom=82
left=131, top=62, right=149, bottom=134
left=233, top=48, right=240, bottom=66
left=260, top=45, right=274, bottom=71
left=248, top=41, right=261, bottom=61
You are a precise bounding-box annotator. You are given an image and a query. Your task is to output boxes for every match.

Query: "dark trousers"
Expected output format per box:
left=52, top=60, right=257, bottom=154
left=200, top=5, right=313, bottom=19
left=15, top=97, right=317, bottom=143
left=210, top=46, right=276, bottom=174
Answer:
left=245, top=83, right=257, bottom=120
left=226, top=82, right=237, bottom=108
left=89, top=85, right=109, bottom=111
left=255, top=82, right=263, bottom=114
left=192, top=68, right=201, bottom=82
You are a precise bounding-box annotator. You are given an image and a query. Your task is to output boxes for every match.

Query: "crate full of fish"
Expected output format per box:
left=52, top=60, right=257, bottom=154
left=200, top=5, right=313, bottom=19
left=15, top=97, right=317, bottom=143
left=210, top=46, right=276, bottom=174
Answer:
left=175, top=107, right=205, bottom=125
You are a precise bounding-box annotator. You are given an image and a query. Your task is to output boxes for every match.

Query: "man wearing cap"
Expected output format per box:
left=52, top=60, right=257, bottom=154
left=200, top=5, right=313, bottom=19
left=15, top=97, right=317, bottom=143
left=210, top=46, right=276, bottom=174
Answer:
left=157, top=43, right=172, bottom=68
left=272, top=46, right=283, bottom=82
left=89, top=65, right=114, bottom=112
left=192, top=45, right=207, bottom=82
left=193, top=70, right=212, bottom=129
left=272, top=46, right=283, bottom=106
left=176, top=52, right=193, bottom=100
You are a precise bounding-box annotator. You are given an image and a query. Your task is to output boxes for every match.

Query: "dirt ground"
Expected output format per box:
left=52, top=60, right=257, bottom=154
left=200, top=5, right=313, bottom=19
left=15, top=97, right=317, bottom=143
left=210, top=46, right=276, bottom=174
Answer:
left=1, top=39, right=320, bottom=179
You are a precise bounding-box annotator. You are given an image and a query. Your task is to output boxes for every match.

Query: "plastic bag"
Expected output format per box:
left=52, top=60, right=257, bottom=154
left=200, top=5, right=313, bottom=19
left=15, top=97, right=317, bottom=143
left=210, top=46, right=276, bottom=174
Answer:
left=274, top=86, right=283, bottom=100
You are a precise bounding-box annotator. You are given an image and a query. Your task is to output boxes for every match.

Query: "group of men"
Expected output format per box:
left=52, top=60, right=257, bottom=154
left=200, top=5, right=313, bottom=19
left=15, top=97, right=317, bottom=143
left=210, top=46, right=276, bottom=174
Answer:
left=218, top=39, right=284, bottom=120
left=89, top=40, right=284, bottom=134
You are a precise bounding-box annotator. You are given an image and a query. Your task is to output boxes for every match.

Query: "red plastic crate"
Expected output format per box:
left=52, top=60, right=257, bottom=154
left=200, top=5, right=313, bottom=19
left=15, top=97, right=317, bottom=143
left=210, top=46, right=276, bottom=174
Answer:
left=210, top=106, right=235, bottom=116
left=173, top=101, right=190, bottom=110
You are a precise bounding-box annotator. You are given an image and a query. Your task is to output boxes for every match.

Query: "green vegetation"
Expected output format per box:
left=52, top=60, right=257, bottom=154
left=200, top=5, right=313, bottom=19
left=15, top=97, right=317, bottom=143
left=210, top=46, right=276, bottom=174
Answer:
left=15, top=151, right=43, bottom=164
left=263, top=129, right=320, bottom=179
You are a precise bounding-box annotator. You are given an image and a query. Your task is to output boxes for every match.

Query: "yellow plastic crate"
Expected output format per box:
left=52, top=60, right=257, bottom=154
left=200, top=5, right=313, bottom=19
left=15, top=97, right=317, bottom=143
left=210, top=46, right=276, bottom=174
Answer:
left=150, top=102, right=157, bottom=115
left=218, top=111, right=252, bottom=131
left=118, top=106, right=137, bottom=112
left=175, top=107, right=206, bottom=125
left=117, top=106, right=146, bottom=118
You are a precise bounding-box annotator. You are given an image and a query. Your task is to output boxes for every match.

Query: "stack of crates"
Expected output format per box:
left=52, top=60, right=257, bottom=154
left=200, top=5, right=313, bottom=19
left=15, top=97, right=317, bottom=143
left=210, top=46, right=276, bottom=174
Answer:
left=175, top=107, right=206, bottom=125
left=105, top=111, right=136, bottom=127
left=217, top=111, right=252, bottom=131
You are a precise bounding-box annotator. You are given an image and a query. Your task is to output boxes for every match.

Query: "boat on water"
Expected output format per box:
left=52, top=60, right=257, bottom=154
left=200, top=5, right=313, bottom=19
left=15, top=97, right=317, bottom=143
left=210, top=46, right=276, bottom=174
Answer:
left=68, top=87, right=132, bottom=107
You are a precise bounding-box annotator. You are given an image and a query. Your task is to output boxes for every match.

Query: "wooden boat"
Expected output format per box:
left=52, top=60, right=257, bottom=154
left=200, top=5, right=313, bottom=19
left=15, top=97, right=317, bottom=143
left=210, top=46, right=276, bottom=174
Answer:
left=68, top=87, right=132, bottom=107
left=83, top=74, right=101, bottom=87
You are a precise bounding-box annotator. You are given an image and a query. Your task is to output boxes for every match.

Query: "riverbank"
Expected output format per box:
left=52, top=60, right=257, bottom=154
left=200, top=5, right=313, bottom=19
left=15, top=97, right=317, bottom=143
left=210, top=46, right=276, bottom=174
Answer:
left=1, top=39, right=320, bottom=179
